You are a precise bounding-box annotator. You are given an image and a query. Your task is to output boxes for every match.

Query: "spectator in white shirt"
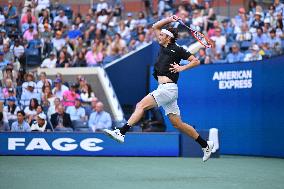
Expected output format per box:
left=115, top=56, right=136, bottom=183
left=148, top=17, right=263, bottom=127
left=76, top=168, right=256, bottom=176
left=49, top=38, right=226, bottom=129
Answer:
left=21, top=82, right=41, bottom=106
left=3, top=96, right=20, bottom=125
left=244, top=44, right=262, bottom=62
left=52, top=31, right=66, bottom=53
left=40, top=52, right=57, bottom=68
left=210, top=27, right=227, bottom=54
left=52, top=78, right=69, bottom=100
left=36, top=72, right=52, bottom=93
left=30, top=113, right=47, bottom=132
left=53, top=10, right=68, bottom=26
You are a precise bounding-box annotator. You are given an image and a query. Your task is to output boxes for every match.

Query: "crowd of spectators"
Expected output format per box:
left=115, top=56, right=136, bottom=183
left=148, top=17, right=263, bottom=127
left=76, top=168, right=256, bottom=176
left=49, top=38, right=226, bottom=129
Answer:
left=1, top=0, right=284, bottom=132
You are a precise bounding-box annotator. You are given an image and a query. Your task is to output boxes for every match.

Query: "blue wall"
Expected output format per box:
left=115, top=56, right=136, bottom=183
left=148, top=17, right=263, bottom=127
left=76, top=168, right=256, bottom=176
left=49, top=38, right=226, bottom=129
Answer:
left=105, top=42, right=284, bottom=157
left=150, top=56, right=284, bottom=157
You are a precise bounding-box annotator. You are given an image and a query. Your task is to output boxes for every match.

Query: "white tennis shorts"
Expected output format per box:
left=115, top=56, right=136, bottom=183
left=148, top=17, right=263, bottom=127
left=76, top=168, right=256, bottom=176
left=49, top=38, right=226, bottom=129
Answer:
left=150, top=83, right=180, bottom=115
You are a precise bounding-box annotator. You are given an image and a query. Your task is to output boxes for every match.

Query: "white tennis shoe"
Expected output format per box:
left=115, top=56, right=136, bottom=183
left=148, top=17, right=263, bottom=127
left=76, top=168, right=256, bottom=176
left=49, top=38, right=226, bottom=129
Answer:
left=202, top=141, right=214, bottom=162
left=103, top=129, right=125, bottom=143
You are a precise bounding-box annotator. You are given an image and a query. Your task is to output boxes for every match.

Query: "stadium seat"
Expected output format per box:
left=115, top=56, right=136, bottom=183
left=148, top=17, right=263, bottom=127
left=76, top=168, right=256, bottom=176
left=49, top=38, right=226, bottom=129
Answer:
left=72, top=120, right=90, bottom=132
left=240, top=41, right=252, bottom=51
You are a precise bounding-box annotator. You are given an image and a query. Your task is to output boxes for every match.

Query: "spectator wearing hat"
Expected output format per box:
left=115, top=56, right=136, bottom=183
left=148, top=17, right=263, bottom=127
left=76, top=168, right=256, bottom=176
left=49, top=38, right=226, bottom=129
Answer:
left=11, top=110, right=31, bottom=132
left=22, top=72, right=35, bottom=94
left=225, top=43, right=244, bottom=63
left=62, top=83, right=80, bottom=107
left=3, top=96, right=20, bottom=127
left=53, top=10, right=69, bottom=26
left=250, top=11, right=264, bottom=33
left=40, top=52, right=57, bottom=68
left=23, top=25, right=38, bottom=42
left=52, top=31, right=66, bottom=53
left=125, top=12, right=137, bottom=31
left=66, top=98, right=86, bottom=121
left=20, top=82, right=40, bottom=106
left=52, top=78, right=69, bottom=100
left=244, top=44, right=262, bottom=62
left=0, top=29, right=10, bottom=45
left=30, top=113, right=47, bottom=132
left=51, top=104, right=73, bottom=132
left=88, top=101, right=112, bottom=132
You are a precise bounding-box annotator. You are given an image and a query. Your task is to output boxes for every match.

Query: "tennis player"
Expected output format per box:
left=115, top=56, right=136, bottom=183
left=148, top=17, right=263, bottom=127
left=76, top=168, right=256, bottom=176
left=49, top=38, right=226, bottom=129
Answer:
left=104, top=15, right=214, bottom=162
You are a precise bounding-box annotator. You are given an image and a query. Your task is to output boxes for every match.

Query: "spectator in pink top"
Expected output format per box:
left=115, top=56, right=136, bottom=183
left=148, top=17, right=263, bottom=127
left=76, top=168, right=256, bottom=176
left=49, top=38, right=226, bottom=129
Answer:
left=23, top=25, right=38, bottom=41
left=85, top=45, right=103, bottom=66
left=21, top=9, right=37, bottom=25
left=62, top=83, right=80, bottom=107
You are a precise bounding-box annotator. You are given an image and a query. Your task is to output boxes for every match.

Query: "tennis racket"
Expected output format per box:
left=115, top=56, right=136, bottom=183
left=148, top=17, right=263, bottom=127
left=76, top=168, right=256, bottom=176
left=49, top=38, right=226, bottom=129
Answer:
left=177, top=20, right=213, bottom=48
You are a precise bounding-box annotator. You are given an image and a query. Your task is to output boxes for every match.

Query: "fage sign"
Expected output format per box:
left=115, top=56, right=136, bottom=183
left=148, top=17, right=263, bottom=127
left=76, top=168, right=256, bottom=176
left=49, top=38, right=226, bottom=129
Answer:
left=0, top=132, right=180, bottom=156
left=8, top=138, right=103, bottom=152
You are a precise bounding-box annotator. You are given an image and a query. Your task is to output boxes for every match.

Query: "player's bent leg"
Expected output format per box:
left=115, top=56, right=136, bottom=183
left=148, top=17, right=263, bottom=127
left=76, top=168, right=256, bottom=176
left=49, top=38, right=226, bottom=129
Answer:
left=168, top=113, right=199, bottom=139
left=168, top=113, right=214, bottom=162
left=127, top=94, right=158, bottom=126
left=104, top=94, right=157, bottom=143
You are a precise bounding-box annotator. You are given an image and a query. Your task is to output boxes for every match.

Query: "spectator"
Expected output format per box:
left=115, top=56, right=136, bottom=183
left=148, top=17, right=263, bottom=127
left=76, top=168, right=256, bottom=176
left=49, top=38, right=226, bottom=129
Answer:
left=66, top=98, right=86, bottom=121
left=22, top=72, right=35, bottom=94
left=3, top=44, right=14, bottom=63
left=52, top=31, right=66, bottom=53
left=96, top=9, right=109, bottom=37
left=124, top=13, right=136, bottom=31
left=30, top=113, right=47, bottom=132
left=36, top=72, right=52, bottom=93
left=42, top=84, right=55, bottom=107
left=191, top=9, right=203, bottom=31
left=40, top=52, right=57, bottom=68
left=110, top=33, right=127, bottom=55
left=10, top=39, right=25, bottom=64
left=47, top=97, right=60, bottom=119
left=244, top=44, right=262, bottom=61
left=225, top=43, right=244, bottom=63
left=196, top=48, right=211, bottom=64
left=136, top=12, right=147, bottom=28
left=24, top=98, right=39, bottom=125
left=56, top=51, right=70, bottom=68
left=82, top=14, right=95, bottom=42
left=0, top=51, right=9, bottom=71
left=3, top=64, right=17, bottom=84
left=0, top=8, right=5, bottom=26
left=21, top=8, right=37, bottom=25
left=53, top=10, right=68, bottom=26
left=210, top=27, right=227, bottom=54
left=250, top=11, right=264, bottom=33
left=80, top=83, right=95, bottom=103
left=117, top=21, right=131, bottom=42
left=73, top=51, right=87, bottom=67
left=236, top=23, right=252, bottom=41
left=23, top=25, right=38, bottom=42
left=35, top=0, right=50, bottom=18
left=96, top=0, right=109, bottom=14
left=267, top=29, right=282, bottom=55
left=2, top=78, right=15, bottom=98
left=62, top=83, right=80, bottom=107
left=3, top=96, right=20, bottom=127
left=50, top=104, right=73, bottom=132
left=221, top=19, right=234, bottom=41
left=88, top=101, right=112, bottom=132
left=4, top=0, right=18, bottom=20
left=20, top=82, right=40, bottom=106
left=0, top=111, right=10, bottom=131
left=252, top=27, right=268, bottom=48
left=52, top=78, right=69, bottom=100
left=85, top=45, right=103, bottom=66
left=11, top=110, right=31, bottom=132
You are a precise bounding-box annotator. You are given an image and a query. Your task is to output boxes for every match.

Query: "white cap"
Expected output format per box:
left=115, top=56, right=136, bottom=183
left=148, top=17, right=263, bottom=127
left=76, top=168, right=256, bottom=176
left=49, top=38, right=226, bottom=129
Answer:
left=251, top=44, right=260, bottom=51
left=28, top=81, right=36, bottom=88
left=38, top=113, right=46, bottom=120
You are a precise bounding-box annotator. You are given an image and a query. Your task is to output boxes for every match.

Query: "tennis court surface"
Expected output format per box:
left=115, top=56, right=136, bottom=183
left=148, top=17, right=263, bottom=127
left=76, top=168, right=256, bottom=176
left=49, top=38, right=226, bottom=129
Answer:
left=1, top=156, right=283, bottom=189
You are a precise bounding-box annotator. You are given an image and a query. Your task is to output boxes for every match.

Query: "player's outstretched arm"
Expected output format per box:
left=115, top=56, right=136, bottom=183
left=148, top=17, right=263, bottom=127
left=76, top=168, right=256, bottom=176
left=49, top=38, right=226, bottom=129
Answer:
left=152, top=15, right=180, bottom=38
left=169, top=55, right=200, bottom=73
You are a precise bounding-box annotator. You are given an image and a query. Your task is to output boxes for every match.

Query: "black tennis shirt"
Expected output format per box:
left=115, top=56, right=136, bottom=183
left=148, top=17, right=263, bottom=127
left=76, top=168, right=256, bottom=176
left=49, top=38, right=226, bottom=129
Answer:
left=153, top=42, right=192, bottom=83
